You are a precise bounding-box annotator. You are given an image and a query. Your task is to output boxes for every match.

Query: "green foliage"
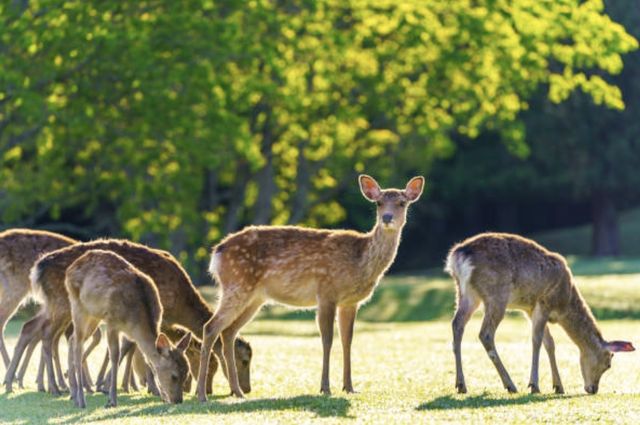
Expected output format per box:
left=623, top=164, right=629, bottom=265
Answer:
left=0, top=0, right=636, bottom=270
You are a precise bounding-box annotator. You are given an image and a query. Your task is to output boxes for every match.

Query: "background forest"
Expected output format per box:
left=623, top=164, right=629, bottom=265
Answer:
left=1, top=0, right=639, bottom=280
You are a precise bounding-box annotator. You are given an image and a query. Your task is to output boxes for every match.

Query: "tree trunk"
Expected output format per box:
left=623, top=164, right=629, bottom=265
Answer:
left=591, top=190, right=620, bottom=256
left=253, top=105, right=276, bottom=225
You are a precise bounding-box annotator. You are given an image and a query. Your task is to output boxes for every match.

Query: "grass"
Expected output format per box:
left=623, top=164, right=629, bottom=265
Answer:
left=3, top=264, right=640, bottom=424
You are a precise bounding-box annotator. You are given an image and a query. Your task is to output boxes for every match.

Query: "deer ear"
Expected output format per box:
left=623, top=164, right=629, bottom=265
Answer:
left=405, top=176, right=425, bottom=202
left=156, top=333, right=172, bottom=353
left=176, top=331, right=192, bottom=354
left=605, top=340, right=635, bottom=352
left=359, top=175, right=382, bottom=202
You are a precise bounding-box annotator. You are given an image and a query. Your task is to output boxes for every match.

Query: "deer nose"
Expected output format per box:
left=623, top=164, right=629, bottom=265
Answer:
left=382, top=214, right=393, bottom=224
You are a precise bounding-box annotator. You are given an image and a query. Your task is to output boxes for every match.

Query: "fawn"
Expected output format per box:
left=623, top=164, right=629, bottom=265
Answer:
left=128, top=327, right=252, bottom=394
left=65, top=250, right=191, bottom=407
left=5, top=238, right=252, bottom=395
left=197, top=174, right=424, bottom=400
left=445, top=232, right=635, bottom=395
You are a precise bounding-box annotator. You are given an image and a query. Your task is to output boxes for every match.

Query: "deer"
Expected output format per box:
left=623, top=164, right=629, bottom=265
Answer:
left=0, top=229, right=76, bottom=388
left=127, top=326, right=252, bottom=394
left=196, top=174, right=424, bottom=401
left=445, top=232, right=635, bottom=395
left=5, top=238, right=253, bottom=396
left=65, top=249, right=191, bottom=408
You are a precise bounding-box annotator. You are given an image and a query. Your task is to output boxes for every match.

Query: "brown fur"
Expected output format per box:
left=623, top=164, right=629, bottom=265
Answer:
left=196, top=175, right=424, bottom=400
left=5, top=237, right=253, bottom=395
left=65, top=250, right=191, bottom=408
left=446, top=232, right=634, bottom=395
left=0, top=229, right=76, bottom=386
left=128, top=327, right=252, bottom=394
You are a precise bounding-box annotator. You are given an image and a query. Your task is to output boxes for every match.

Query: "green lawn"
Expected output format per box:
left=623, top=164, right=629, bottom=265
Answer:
left=2, top=268, right=640, bottom=424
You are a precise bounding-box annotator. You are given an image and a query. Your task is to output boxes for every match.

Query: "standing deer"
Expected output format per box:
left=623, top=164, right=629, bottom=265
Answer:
left=197, top=175, right=424, bottom=400
left=5, top=238, right=252, bottom=396
left=65, top=250, right=191, bottom=408
left=0, top=229, right=76, bottom=383
left=445, top=232, right=635, bottom=395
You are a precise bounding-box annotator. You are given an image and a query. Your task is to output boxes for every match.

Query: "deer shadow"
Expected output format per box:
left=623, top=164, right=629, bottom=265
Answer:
left=416, top=391, right=586, bottom=411
left=1, top=391, right=351, bottom=424
left=55, top=394, right=351, bottom=424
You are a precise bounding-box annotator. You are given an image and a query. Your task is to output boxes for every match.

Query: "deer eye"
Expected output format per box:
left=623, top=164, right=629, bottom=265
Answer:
left=376, top=201, right=383, bottom=207
left=398, top=201, right=407, bottom=207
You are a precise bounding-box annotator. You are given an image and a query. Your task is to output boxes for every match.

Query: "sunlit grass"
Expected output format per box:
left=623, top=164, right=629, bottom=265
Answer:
left=2, top=268, right=640, bottom=424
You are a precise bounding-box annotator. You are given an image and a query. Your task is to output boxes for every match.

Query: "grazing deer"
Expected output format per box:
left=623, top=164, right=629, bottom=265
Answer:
left=65, top=250, right=191, bottom=408
left=445, top=232, right=635, bottom=395
left=128, top=327, right=252, bottom=394
left=5, top=238, right=252, bottom=395
left=197, top=175, right=424, bottom=400
left=0, top=229, right=76, bottom=370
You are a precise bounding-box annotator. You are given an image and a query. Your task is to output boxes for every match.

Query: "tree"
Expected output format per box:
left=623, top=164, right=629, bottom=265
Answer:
left=0, top=0, right=636, bottom=275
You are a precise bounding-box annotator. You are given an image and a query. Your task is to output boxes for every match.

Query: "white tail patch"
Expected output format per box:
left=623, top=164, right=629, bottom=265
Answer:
left=29, top=263, right=46, bottom=304
left=209, top=252, right=222, bottom=277
left=445, top=251, right=475, bottom=297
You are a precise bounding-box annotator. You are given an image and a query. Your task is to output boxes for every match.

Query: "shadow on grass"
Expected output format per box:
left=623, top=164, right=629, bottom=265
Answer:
left=416, top=391, right=585, bottom=411
left=83, top=394, right=351, bottom=423
left=0, top=392, right=351, bottom=424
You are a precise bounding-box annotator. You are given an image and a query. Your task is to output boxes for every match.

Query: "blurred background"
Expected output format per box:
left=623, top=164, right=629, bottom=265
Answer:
left=1, top=0, right=639, bottom=282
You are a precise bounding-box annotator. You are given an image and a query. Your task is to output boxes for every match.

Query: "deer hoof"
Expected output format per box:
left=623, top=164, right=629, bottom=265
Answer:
left=320, top=387, right=332, bottom=396
left=528, top=383, right=540, bottom=394
left=343, top=386, right=357, bottom=394
left=105, top=400, right=117, bottom=408
left=455, top=383, right=467, bottom=394
left=553, top=385, right=565, bottom=395
left=506, top=384, right=518, bottom=394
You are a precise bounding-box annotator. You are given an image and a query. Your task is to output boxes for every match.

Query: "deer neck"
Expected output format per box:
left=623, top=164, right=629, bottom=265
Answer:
left=557, top=286, right=605, bottom=355
left=132, top=329, right=164, bottom=367
left=362, top=221, right=403, bottom=281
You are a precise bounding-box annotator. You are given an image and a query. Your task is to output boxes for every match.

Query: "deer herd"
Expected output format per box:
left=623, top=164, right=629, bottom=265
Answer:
left=0, top=175, right=635, bottom=409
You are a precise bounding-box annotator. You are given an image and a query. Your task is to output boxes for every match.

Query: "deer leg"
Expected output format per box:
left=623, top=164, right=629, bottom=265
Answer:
left=337, top=305, right=358, bottom=393
left=528, top=304, right=549, bottom=394
left=42, top=320, right=63, bottom=396
left=105, top=329, right=120, bottom=408
left=80, top=327, right=102, bottom=391
left=95, top=349, right=109, bottom=392
left=146, top=365, right=160, bottom=396
left=197, top=292, right=253, bottom=402
left=220, top=299, right=263, bottom=398
left=127, top=360, right=139, bottom=392
left=317, top=300, right=337, bottom=395
left=207, top=351, right=218, bottom=395
left=543, top=326, right=564, bottom=394
left=36, top=346, right=46, bottom=392
left=68, top=334, right=78, bottom=403
left=52, top=330, right=69, bottom=392
left=16, top=339, right=39, bottom=389
left=121, top=347, right=135, bottom=392
left=4, top=314, right=44, bottom=393
left=452, top=290, right=480, bottom=394
left=479, top=300, right=517, bottom=393
left=73, top=319, right=99, bottom=408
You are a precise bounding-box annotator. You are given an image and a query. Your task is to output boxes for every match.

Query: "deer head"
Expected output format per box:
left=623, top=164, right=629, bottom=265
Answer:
left=153, top=332, right=192, bottom=403
left=581, top=339, right=634, bottom=394
left=359, top=175, right=425, bottom=231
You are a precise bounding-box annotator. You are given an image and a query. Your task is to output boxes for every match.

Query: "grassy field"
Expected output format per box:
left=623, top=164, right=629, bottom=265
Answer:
left=2, top=265, right=640, bottom=424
